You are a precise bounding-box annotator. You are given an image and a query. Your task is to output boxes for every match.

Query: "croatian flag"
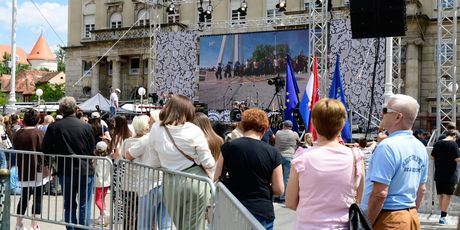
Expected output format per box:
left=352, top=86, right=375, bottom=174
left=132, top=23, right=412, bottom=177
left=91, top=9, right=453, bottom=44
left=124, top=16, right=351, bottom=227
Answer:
left=299, top=56, right=320, bottom=139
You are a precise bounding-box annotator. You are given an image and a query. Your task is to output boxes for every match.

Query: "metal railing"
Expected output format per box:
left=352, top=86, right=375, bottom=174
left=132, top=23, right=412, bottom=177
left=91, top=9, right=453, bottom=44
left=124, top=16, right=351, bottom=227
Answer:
left=1, top=149, right=278, bottom=229
left=3, top=149, right=113, bottom=230
left=0, top=168, right=11, bottom=230
left=212, top=182, right=265, bottom=230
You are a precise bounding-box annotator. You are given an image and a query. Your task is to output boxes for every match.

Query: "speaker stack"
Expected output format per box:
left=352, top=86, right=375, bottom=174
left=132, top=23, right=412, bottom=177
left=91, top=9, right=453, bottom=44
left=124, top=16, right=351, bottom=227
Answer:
left=350, top=0, right=406, bottom=39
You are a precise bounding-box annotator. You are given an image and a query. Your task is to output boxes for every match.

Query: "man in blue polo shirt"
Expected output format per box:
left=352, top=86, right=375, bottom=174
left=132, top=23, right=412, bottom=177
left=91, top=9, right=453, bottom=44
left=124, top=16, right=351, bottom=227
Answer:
left=361, top=94, right=428, bottom=230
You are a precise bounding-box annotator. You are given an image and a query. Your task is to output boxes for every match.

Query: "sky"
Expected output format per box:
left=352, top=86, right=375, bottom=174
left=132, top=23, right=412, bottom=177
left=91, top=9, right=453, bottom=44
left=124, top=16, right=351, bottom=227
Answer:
left=200, top=29, right=309, bottom=68
left=0, top=0, right=68, bottom=56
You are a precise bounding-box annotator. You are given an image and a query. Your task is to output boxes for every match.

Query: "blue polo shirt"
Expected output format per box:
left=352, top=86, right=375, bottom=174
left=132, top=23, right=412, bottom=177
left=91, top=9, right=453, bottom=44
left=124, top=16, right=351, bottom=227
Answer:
left=361, top=130, right=428, bottom=211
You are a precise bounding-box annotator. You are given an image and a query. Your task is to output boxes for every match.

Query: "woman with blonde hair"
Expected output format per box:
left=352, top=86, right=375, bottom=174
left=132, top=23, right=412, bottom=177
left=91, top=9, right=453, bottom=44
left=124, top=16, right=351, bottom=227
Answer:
left=193, top=112, right=224, bottom=161
left=286, top=98, right=365, bottom=229
left=214, top=108, right=284, bottom=229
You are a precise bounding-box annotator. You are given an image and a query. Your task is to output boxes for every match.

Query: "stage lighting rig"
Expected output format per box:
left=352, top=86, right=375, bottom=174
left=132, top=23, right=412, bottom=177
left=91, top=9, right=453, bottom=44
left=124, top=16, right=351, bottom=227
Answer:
left=166, top=2, right=175, bottom=13
left=276, top=0, right=286, bottom=12
left=237, top=1, right=247, bottom=16
left=204, top=3, right=213, bottom=19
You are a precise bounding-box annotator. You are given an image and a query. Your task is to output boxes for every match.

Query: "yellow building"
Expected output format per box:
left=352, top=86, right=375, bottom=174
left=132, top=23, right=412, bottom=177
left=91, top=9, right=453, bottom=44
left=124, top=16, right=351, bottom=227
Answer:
left=65, top=0, right=459, bottom=129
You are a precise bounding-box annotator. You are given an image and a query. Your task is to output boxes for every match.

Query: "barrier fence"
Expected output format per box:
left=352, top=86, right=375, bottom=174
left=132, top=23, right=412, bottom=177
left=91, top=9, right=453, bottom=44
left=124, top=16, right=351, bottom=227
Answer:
left=0, top=168, right=10, bottom=230
left=212, top=182, right=265, bottom=230
left=2, top=149, right=113, bottom=230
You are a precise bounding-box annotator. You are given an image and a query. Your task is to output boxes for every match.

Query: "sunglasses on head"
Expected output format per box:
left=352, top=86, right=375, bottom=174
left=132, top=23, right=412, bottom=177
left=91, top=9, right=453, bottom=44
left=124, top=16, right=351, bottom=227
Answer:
left=382, top=107, right=399, bottom=114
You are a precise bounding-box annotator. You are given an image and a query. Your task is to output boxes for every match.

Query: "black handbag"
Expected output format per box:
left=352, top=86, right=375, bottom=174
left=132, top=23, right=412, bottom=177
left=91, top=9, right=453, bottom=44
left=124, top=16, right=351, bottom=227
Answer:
left=349, top=148, right=372, bottom=230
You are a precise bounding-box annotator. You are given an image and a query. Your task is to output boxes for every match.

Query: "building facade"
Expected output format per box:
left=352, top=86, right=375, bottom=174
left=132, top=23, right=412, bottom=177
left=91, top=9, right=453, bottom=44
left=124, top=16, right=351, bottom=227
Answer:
left=65, top=0, right=459, bottom=130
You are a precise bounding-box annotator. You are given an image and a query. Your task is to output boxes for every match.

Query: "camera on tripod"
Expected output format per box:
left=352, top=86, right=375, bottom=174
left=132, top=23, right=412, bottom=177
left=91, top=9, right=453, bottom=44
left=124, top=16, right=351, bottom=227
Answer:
left=267, top=76, right=285, bottom=92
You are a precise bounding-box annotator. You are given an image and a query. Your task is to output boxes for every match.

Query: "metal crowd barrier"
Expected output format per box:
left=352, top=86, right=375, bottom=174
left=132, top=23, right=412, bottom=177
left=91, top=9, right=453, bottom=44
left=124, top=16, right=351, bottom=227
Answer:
left=212, top=182, right=265, bottom=230
left=113, top=159, right=216, bottom=230
left=1, top=149, right=274, bottom=230
left=0, top=168, right=11, bottom=230
left=3, top=149, right=113, bottom=230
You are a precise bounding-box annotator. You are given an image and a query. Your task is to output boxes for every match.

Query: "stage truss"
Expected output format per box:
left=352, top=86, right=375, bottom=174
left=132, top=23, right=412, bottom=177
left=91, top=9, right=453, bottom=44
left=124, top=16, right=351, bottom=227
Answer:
left=308, top=0, right=329, bottom=96
left=392, top=37, right=402, bottom=94
left=436, top=0, right=458, bottom=134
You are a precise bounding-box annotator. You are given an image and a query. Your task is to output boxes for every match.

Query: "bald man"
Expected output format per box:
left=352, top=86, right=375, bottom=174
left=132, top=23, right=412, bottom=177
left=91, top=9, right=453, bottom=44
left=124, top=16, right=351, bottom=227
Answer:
left=361, top=94, right=428, bottom=230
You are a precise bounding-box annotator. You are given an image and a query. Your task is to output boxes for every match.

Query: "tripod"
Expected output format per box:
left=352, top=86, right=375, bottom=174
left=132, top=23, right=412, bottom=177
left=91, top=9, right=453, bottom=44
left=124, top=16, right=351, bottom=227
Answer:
left=266, top=86, right=284, bottom=112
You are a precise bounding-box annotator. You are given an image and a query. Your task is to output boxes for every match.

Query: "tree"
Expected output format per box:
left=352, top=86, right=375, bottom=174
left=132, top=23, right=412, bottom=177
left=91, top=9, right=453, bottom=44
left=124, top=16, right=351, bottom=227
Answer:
left=251, top=44, right=291, bottom=61
left=31, top=82, right=65, bottom=102
left=0, top=52, right=30, bottom=75
left=55, top=48, right=65, bottom=72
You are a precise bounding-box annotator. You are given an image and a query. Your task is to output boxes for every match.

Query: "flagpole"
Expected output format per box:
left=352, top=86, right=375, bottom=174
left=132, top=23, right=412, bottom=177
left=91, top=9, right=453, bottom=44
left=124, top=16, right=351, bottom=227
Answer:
left=9, top=0, right=17, bottom=107
left=384, top=37, right=393, bottom=104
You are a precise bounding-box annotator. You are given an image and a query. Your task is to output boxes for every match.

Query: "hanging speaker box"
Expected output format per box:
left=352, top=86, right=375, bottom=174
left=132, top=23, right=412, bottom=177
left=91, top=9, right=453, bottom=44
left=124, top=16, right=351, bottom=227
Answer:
left=350, top=0, right=406, bottom=39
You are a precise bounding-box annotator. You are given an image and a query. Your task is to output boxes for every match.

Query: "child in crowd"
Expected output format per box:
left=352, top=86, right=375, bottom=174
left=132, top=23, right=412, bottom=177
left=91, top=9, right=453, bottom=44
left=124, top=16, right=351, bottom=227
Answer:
left=94, top=141, right=112, bottom=226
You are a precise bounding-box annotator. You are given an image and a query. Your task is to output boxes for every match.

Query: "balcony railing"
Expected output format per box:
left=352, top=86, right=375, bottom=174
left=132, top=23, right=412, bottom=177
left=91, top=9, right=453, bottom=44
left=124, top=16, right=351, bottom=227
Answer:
left=82, top=24, right=187, bottom=42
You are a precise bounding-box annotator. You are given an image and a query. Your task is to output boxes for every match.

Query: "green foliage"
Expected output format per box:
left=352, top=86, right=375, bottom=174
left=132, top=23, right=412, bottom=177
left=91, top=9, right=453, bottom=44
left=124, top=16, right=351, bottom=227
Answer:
left=55, top=48, right=65, bottom=72
left=0, top=51, right=30, bottom=75
left=31, top=82, right=65, bottom=102
left=251, top=44, right=291, bottom=61
left=0, top=92, right=8, bottom=106
left=39, top=67, right=50, bottom=72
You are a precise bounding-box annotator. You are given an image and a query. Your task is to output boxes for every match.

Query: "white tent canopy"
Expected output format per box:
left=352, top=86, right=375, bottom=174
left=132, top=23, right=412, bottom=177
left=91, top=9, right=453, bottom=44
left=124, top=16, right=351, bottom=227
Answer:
left=78, top=93, right=111, bottom=112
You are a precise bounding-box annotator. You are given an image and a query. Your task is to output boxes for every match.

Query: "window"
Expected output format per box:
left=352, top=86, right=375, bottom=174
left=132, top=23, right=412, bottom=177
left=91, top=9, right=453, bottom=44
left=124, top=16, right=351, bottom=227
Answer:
left=231, top=0, right=246, bottom=25
left=143, top=59, right=149, bottom=75
left=267, top=0, right=282, bottom=24
left=110, top=12, right=122, bottom=28
left=437, top=0, right=455, bottom=8
left=83, top=15, right=95, bottom=38
left=167, top=8, right=180, bottom=23
left=138, top=9, right=150, bottom=26
left=129, top=58, right=140, bottom=75
left=304, top=0, right=312, bottom=10
left=108, top=61, right=112, bottom=76
left=435, top=40, right=454, bottom=62
left=83, top=61, right=92, bottom=76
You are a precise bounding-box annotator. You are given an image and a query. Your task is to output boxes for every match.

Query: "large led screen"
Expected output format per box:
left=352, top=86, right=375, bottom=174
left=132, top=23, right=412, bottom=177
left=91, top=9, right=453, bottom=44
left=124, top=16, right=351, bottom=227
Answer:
left=199, top=29, right=309, bottom=111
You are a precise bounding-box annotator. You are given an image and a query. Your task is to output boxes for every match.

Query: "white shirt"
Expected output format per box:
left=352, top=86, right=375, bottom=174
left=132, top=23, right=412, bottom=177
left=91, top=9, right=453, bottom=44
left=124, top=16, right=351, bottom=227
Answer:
left=149, top=122, right=215, bottom=171
left=110, top=92, right=118, bottom=107
left=95, top=156, right=112, bottom=188
left=124, top=135, right=160, bottom=196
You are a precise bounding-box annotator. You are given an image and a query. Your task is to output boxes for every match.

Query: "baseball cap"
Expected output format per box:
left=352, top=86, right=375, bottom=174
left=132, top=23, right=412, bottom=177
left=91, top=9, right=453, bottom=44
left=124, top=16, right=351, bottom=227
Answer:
left=115, top=88, right=121, bottom=93
left=96, top=141, right=108, bottom=152
left=283, top=120, right=293, bottom=127
left=91, top=112, right=100, bottom=118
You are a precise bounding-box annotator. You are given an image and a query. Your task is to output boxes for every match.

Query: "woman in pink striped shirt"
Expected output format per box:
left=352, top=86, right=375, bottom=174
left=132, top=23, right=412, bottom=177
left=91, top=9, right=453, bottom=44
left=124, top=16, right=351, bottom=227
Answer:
left=286, top=99, right=364, bottom=230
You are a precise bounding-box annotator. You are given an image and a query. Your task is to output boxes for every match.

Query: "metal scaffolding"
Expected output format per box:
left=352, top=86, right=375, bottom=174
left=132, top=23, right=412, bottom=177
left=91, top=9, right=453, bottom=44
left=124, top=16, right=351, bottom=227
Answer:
left=392, top=37, right=402, bottom=94
left=436, top=0, right=458, bottom=134
left=308, top=0, right=329, bottom=96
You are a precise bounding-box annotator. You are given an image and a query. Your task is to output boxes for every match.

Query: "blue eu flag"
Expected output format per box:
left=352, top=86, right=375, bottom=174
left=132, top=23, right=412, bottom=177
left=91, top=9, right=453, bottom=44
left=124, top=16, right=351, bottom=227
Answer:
left=329, top=55, right=352, bottom=143
left=285, top=55, right=300, bottom=131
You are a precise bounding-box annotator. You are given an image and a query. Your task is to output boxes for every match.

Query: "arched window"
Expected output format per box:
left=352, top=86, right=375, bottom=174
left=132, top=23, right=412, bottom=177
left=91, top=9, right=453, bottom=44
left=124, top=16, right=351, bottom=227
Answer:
left=137, top=9, right=150, bottom=26
left=110, top=12, right=122, bottom=28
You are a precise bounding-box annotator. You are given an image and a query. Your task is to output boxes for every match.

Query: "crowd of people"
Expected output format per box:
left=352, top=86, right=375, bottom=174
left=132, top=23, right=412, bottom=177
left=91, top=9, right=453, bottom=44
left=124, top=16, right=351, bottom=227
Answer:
left=0, top=93, right=459, bottom=230
left=214, top=53, right=308, bottom=80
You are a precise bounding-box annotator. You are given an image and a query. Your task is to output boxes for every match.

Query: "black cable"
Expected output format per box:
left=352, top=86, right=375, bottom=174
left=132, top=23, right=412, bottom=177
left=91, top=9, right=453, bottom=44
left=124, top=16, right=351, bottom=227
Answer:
left=365, top=37, right=380, bottom=139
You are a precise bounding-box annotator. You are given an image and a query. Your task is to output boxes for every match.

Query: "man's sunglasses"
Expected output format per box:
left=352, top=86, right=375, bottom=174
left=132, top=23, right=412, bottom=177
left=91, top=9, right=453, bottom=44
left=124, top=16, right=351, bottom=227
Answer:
left=382, top=107, right=399, bottom=114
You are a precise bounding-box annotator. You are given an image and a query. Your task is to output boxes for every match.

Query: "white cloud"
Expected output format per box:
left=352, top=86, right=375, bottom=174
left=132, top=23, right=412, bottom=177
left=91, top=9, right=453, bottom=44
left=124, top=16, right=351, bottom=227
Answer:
left=0, top=1, right=67, bottom=34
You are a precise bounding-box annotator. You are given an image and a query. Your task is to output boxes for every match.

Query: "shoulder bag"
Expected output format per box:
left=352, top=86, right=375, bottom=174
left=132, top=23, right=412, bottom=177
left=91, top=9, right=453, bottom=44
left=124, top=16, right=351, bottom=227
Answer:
left=164, top=126, right=213, bottom=179
left=349, top=148, right=373, bottom=230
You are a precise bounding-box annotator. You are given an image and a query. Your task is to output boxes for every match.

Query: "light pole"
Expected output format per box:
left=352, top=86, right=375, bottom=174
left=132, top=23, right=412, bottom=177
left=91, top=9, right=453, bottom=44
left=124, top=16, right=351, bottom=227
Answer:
left=9, top=0, right=17, bottom=107
left=36, top=89, right=43, bottom=105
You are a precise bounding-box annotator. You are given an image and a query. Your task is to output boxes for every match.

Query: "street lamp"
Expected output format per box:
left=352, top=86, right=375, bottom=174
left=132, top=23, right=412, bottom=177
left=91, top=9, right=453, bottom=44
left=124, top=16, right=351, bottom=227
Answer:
left=36, top=88, right=43, bottom=105
left=138, top=87, right=146, bottom=108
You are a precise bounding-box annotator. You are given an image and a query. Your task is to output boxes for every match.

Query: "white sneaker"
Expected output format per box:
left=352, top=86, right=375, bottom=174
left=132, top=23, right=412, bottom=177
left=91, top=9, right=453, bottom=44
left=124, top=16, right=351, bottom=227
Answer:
left=15, top=226, right=27, bottom=230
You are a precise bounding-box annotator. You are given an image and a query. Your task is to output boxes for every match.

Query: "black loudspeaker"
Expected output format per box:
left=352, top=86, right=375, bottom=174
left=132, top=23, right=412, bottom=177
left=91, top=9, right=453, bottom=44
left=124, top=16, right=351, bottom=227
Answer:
left=350, top=0, right=406, bottom=39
